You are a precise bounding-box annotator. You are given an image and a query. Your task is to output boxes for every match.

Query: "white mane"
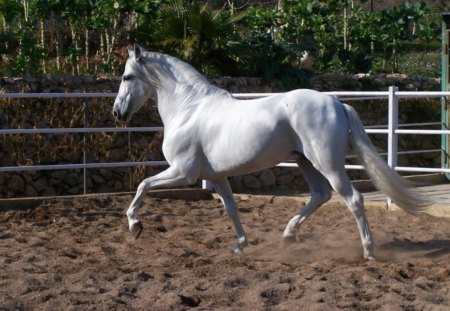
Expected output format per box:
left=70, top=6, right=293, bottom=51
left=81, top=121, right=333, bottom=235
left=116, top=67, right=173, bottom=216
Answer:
left=131, top=50, right=231, bottom=98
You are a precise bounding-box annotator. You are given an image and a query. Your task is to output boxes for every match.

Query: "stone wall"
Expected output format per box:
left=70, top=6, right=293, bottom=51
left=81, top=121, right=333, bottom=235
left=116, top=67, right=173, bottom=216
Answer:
left=0, top=74, right=441, bottom=198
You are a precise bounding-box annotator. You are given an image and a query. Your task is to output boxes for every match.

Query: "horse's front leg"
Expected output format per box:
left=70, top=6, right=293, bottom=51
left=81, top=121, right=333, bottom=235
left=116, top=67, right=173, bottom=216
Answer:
left=126, top=166, right=190, bottom=239
left=211, top=179, right=248, bottom=253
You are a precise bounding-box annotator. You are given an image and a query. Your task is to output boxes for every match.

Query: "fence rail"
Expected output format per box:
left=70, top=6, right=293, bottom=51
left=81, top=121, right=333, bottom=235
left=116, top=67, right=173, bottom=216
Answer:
left=1, top=88, right=449, bottom=202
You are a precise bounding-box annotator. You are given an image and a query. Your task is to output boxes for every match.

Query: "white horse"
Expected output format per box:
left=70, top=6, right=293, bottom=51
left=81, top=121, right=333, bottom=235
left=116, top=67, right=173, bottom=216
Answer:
left=113, top=45, right=430, bottom=260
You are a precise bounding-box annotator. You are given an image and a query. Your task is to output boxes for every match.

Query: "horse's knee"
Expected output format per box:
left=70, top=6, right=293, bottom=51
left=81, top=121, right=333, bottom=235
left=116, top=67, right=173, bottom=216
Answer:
left=348, top=205, right=363, bottom=219
left=137, top=180, right=148, bottom=193
left=312, top=188, right=332, bottom=205
left=347, top=189, right=363, bottom=206
left=354, top=191, right=364, bottom=205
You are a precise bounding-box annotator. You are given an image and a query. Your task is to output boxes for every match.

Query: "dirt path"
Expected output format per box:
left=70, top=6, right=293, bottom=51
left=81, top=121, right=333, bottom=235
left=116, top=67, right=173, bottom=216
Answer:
left=1, top=193, right=450, bottom=310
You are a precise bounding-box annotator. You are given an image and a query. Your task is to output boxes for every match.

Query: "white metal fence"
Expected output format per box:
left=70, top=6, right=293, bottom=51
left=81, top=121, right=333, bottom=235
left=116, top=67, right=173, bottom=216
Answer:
left=1, top=87, right=449, bottom=198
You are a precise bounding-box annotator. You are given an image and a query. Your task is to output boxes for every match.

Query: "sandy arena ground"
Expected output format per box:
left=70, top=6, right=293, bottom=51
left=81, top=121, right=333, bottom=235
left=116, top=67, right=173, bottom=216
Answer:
left=1, top=191, right=450, bottom=310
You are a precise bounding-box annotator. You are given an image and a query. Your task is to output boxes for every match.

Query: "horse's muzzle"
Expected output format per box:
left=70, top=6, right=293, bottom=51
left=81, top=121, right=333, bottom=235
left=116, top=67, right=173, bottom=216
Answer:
left=112, top=108, right=128, bottom=122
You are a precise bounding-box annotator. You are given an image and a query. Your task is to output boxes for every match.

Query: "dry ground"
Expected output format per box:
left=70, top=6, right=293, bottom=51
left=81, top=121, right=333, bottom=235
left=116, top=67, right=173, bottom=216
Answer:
left=1, top=192, right=450, bottom=310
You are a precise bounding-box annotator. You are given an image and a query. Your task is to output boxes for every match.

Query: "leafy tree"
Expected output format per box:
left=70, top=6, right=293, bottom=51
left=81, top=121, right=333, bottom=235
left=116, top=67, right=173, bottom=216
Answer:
left=338, top=5, right=378, bottom=73
left=128, top=0, right=165, bottom=50
left=379, top=1, right=432, bottom=72
left=235, top=5, right=310, bottom=86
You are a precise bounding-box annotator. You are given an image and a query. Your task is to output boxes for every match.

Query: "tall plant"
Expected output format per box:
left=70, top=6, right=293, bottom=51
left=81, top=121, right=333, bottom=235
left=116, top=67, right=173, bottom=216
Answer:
left=0, top=0, right=45, bottom=75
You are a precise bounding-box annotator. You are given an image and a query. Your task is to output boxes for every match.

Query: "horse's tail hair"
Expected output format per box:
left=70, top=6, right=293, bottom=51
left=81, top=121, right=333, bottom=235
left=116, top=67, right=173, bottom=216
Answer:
left=342, top=103, right=432, bottom=212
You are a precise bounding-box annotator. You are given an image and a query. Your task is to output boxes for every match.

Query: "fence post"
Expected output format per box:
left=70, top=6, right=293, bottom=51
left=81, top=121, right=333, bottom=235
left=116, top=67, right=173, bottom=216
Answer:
left=387, top=86, right=399, bottom=208
left=202, top=180, right=214, bottom=192
left=83, top=98, right=87, bottom=195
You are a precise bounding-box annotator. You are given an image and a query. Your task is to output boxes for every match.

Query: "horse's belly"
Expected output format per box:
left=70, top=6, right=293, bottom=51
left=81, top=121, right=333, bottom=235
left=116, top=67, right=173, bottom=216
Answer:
left=196, top=98, right=303, bottom=179
left=200, top=133, right=297, bottom=179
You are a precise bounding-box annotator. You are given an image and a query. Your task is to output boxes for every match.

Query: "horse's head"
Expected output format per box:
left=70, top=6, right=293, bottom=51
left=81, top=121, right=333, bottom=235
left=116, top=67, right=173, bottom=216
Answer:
left=113, top=45, right=155, bottom=122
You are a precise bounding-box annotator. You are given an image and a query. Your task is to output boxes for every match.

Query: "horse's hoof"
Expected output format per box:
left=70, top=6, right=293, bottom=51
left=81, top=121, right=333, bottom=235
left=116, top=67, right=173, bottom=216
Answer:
left=282, top=234, right=296, bottom=246
left=365, top=255, right=376, bottom=261
left=231, top=246, right=244, bottom=255
left=231, top=247, right=243, bottom=255
left=130, top=221, right=143, bottom=239
left=230, top=242, right=246, bottom=254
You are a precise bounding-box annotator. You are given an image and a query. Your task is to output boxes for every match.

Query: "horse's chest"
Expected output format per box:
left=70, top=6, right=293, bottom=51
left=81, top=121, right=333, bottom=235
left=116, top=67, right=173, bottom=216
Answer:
left=161, top=127, right=198, bottom=161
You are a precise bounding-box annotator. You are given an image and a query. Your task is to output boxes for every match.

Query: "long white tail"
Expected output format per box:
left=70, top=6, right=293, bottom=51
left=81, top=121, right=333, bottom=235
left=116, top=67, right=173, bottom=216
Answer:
left=343, top=104, right=431, bottom=212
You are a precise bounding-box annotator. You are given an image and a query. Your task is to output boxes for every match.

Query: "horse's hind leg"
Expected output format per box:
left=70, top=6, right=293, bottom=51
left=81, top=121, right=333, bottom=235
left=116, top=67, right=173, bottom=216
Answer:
left=282, top=158, right=332, bottom=243
left=324, top=169, right=375, bottom=260
left=210, top=179, right=247, bottom=253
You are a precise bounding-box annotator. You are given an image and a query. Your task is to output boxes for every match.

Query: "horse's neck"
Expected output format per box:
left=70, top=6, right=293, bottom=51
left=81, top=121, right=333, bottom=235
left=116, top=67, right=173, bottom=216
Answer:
left=156, top=85, right=200, bottom=126
left=145, top=54, right=233, bottom=126
left=156, top=79, right=231, bottom=127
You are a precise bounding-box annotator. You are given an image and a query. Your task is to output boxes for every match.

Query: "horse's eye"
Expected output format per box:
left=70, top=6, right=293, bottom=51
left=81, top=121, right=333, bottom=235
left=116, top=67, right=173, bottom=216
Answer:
left=123, top=75, right=132, bottom=81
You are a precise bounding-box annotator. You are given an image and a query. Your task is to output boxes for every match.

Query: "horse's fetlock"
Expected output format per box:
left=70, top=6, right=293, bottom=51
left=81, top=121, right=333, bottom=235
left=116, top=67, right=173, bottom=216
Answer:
left=126, top=208, right=135, bottom=219
left=365, top=237, right=374, bottom=248
left=237, top=235, right=248, bottom=247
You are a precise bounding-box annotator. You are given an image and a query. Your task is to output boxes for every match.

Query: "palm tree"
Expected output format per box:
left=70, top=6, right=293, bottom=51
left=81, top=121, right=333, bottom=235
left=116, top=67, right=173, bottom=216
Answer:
left=156, top=0, right=245, bottom=75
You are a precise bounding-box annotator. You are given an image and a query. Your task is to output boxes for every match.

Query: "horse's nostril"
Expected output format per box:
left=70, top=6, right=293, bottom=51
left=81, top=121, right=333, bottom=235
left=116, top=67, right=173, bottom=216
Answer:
left=113, top=109, right=128, bottom=122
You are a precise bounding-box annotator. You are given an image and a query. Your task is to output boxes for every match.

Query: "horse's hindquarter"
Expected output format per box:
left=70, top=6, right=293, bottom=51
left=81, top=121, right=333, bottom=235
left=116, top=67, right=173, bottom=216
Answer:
left=285, top=90, right=350, bottom=170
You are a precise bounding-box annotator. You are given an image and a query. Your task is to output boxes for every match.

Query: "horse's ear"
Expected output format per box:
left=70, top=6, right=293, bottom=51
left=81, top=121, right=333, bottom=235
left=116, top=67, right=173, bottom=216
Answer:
left=127, top=46, right=134, bottom=57
left=134, top=44, right=142, bottom=62
left=128, top=45, right=142, bottom=61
